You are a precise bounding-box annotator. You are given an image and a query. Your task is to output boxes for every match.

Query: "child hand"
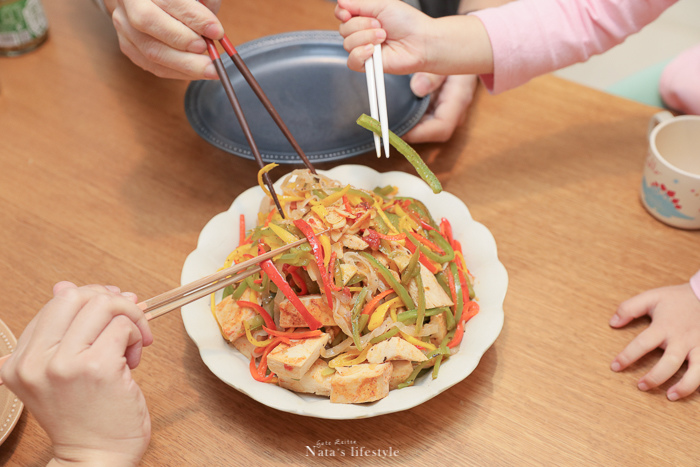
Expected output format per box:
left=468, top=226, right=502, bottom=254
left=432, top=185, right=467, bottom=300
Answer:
left=0, top=282, right=154, bottom=465
left=610, top=283, right=700, bottom=401
left=105, top=0, right=223, bottom=80
left=336, top=0, right=435, bottom=75
left=403, top=73, right=478, bottom=143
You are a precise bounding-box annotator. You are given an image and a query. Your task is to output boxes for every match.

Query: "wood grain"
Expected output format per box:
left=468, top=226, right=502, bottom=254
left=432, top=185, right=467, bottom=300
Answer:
left=0, top=1, right=698, bottom=465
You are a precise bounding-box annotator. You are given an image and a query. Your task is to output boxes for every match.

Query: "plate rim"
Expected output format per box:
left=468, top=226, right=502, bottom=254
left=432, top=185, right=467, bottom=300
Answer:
left=180, top=164, right=507, bottom=419
left=0, top=318, right=23, bottom=445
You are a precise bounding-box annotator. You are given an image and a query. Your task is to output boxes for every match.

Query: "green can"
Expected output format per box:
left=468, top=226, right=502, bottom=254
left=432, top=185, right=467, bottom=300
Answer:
left=0, top=0, right=48, bottom=56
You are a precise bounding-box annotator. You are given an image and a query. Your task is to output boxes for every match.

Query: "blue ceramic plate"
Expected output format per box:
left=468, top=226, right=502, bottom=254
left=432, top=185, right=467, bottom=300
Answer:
left=184, top=30, right=429, bottom=164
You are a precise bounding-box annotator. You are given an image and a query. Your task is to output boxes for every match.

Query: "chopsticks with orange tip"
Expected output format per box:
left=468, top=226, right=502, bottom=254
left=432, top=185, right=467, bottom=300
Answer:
left=204, top=34, right=318, bottom=219
left=0, top=231, right=326, bottom=384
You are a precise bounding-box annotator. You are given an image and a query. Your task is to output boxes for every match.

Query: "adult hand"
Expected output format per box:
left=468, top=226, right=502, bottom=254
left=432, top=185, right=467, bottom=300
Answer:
left=104, top=0, right=224, bottom=80
left=610, top=283, right=700, bottom=401
left=403, top=73, right=478, bottom=143
left=1, top=282, right=154, bottom=466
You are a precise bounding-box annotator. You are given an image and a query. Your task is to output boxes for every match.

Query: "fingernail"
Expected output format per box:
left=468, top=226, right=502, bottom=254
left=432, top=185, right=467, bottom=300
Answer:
left=370, top=19, right=381, bottom=28
left=638, top=381, right=649, bottom=391
left=610, top=361, right=621, bottom=372
left=204, top=63, right=218, bottom=79
left=105, top=285, right=121, bottom=294
left=121, top=291, right=136, bottom=299
left=187, top=38, right=206, bottom=53
left=412, top=75, right=432, bottom=97
left=667, top=391, right=679, bottom=401
left=609, top=314, right=620, bottom=326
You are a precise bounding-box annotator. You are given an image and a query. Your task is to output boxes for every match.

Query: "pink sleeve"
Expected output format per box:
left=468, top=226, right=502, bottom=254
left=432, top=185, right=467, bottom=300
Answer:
left=471, top=0, right=678, bottom=94
left=691, top=270, right=700, bottom=301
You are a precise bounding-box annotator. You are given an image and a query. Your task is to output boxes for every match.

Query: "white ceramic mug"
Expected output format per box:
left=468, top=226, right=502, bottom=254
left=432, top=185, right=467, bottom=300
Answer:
left=641, top=111, right=700, bottom=229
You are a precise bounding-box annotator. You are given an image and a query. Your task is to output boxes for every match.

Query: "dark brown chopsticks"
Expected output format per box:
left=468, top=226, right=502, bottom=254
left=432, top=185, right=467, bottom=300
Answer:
left=204, top=34, right=318, bottom=219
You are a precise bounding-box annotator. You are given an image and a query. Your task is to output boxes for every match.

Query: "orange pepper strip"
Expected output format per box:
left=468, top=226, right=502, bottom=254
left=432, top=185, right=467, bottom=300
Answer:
left=447, top=301, right=480, bottom=348
left=263, top=327, right=323, bottom=339
left=239, top=214, right=246, bottom=247
left=410, top=231, right=444, bottom=254
left=361, top=289, right=394, bottom=315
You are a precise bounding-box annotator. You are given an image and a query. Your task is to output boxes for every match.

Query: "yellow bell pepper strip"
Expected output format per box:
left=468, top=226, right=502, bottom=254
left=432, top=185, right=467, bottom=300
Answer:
left=359, top=252, right=415, bottom=310
left=257, top=163, right=279, bottom=199
left=413, top=272, right=426, bottom=334
left=399, top=331, right=437, bottom=351
left=293, top=219, right=334, bottom=310
left=403, top=239, right=440, bottom=274
left=357, top=114, right=442, bottom=194
left=369, top=326, right=400, bottom=344
left=237, top=300, right=277, bottom=331
left=268, top=223, right=299, bottom=244
left=369, top=296, right=402, bottom=331
left=244, top=320, right=274, bottom=348
left=401, top=248, right=421, bottom=286
left=319, top=234, right=332, bottom=270
left=328, top=345, right=372, bottom=368
left=361, top=289, right=395, bottom=315
left=320, top=185, right=350, bottom=206
left=350, top=287, right=370, bottom=350
left=257, top=243, right=321, bottom=331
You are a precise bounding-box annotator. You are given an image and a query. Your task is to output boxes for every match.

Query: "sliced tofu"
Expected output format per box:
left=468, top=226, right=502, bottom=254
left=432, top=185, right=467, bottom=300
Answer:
left=407, top=265, right=454, bottom=309
left=232, top=329, right=268, bottom=360
left=277, top=359, right=332, bottom=397
left=340, top=233, right=369, bottom=250
left=267, top=333, right=330, bottom=380
left=278, top=294, right=336, bottom=327
left=366, top=336, right=427, bottom=364
left=389, top=361, right=414, bottom=390
left=330, top=363, right=392, bottom=404
left=429, top=312, right=448, bottom=347
left=214, top=291, right=258, bottom=342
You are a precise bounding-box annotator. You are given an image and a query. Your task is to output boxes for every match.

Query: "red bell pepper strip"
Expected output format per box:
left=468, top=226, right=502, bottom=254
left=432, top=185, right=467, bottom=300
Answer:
left=447, top=300, right=480, bottom=348
left=236, top=300, right=276, bottom=331
left=440, top=217, right=453, bottom=245
left=293, top=219, right=334, bottom=309
left=257, top=244, right=321, bottom=330
left=404, top=239, right=439, bottom=274
left=283, top=265, right=308, bottom=295
left=239, top=214, right=246, bottom=246
left=263, top=327, right=323, bottom=339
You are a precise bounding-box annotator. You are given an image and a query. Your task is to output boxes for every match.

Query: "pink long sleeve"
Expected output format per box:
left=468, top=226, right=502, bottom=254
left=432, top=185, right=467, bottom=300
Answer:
left=471, top=0, right=678, bottom=93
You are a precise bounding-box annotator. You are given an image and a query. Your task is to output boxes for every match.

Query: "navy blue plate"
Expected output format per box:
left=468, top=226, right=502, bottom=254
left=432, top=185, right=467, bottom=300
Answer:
left=184, top=30, right=429, bottom=164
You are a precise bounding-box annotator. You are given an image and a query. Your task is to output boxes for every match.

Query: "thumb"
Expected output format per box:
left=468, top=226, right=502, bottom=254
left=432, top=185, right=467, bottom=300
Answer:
left=410, top=72, right=447, bottom=98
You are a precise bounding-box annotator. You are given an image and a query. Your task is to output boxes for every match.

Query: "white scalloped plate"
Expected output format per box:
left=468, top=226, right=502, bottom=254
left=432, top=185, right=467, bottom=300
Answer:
left=0, top=318, right=23, bottom=445
left=180, top=165, right=507, bottom=419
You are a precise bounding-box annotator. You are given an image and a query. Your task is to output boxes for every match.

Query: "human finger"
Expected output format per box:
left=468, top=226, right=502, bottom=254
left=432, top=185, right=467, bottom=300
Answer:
left=346, top=41, right=381, bottom=73
left=610, top=326, right=664, bottom=372
left=59, top=293, right=152, bottom=354
left=409, top=72, right=446, bottom=98
left=638, top=345, right=687, bottom=391
left=610, top=288, right=659, bottom=328
left=336, top=0, right=388, bottom=19
left=116, top=26, right=217, bottom=80
left=667, top=348, right=700, bottom=400
left=338, top=16, right=382, bottom=38
left=90, top=314, right=145, bottom=370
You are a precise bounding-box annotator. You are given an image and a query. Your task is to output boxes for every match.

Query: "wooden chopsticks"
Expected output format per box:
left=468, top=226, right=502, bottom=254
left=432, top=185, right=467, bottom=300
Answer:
left=204, top=34, right=318, bottom=219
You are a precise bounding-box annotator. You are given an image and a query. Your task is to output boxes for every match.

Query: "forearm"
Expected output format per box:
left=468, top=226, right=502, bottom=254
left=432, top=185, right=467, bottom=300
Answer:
left=424, top=15, right=494, bottom=76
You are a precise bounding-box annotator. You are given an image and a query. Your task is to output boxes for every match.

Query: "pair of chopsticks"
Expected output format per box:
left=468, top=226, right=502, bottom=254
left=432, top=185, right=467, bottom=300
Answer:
left=0, top=234, right=319, bottom=384
left=365, top=44, right=390, bottom=158
left=204, top=34, right=318, bottom=218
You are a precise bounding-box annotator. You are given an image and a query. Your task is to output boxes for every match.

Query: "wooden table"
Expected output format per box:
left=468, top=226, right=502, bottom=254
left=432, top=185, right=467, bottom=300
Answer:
left=1, top=1, right=698, bottom=465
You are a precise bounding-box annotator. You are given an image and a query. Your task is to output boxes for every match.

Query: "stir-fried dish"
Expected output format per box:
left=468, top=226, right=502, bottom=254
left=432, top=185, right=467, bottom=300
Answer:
left=210, top=169, right=479, bottom=404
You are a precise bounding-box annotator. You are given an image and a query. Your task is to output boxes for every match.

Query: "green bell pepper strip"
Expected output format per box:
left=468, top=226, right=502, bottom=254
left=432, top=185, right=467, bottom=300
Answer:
left=397, top=348, right=448, bottom=389
left=406, top=232, right=455, bottom=264
left=221, top=285, right=234, bottom=300
left=357, top=114, right=442, bottom=194
left=257, top=244, right=321, bottom=330
left=231, top=280, right=249, bottom=300
left=245, top=315, right=265, bottom=331
left=397, top=307, right=449, bottom=323
left=351, top=287, right=370, bottom=350
left=428, top=230, right=455, bottom=261
left=359, top=252, right=415, bottom=310
left=358, top=314, right=369, bottom=334
left=369, top=326, right=400, bottom=344
left=293, top=219, right=334, bottom=309
left=401, top=248, right=421, bottom=286
left=442, top=305, right=456, bottom=331
left=432, top=335, right=452, bottom=379
left=373, top=214, right=390, bottom=235
left=435, top=271, right=451, bottom=296
left=450, top=262, right=465, bottom=324
left=373, top=185, right=395, bottom=198
left=414, top=272, right=426, bottom=334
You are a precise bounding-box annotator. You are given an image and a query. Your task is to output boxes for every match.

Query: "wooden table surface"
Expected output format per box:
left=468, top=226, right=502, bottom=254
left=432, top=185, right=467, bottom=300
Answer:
left=1, top=1, right=699, bottom=466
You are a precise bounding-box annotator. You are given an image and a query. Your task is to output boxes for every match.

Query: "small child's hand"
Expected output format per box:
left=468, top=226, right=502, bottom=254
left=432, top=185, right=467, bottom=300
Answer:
left=336, top=0, right=434, bottom=75
left=1, top=282, right=154, bottom=466
left=610, top=283, right=700, bottom=401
